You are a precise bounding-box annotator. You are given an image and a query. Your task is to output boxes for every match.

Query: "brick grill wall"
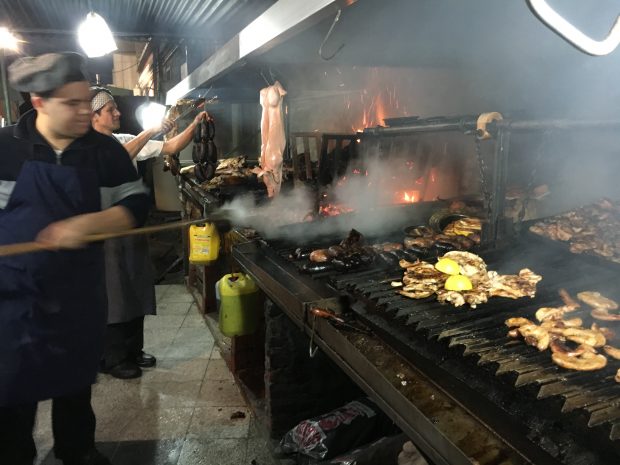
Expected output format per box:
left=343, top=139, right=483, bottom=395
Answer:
left=264, top=299, right=361, bottom=438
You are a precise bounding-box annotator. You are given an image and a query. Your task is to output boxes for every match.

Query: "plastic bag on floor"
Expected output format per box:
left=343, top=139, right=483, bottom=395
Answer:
left=280, top=397, right=399, bottom=460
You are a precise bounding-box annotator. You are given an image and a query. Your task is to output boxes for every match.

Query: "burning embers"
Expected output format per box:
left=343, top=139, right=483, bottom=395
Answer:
left=317, top=159, right=441, bottom=217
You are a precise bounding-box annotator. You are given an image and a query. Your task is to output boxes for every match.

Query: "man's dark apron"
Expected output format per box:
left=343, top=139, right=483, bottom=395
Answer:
left=0, top=161, right=106, bottom=406
left=104, top=235, right=155, bottom=324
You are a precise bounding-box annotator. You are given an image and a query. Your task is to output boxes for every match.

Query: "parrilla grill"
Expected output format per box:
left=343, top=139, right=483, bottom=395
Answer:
left=234, top=217, right=620, bottom=465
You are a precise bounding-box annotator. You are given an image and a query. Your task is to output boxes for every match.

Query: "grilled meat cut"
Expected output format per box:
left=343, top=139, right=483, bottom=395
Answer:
left=485, top=269, right=541, bottom=299
left=398, top=252, right=540, bottom=308
left=505, top=317, right=534, bottom=328
left=529, top=198, right=620, bottom=263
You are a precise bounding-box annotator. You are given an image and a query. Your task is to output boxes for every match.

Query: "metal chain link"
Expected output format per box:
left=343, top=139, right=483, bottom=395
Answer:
left=517, top=132, right=548, bottom=225
left=474, top=137, right=492, bottom=219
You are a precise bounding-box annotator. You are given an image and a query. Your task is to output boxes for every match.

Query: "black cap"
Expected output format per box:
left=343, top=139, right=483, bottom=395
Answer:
left=8, top=52, right=88, bottom=94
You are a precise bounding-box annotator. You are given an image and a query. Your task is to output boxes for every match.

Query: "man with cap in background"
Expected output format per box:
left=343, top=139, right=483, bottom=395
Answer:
left=0, top=52, right=150, bottom=465
left=91, top=86, right=208, bottom=379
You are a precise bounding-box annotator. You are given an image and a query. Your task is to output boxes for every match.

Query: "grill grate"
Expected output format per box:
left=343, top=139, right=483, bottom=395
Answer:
left=326, top=244, right=620, bottom=459
left=265, top=233, right=620, bottom=463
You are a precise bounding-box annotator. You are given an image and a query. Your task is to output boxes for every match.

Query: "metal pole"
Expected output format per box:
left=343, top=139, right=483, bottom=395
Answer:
left=0, top=49, right=11, bottom=125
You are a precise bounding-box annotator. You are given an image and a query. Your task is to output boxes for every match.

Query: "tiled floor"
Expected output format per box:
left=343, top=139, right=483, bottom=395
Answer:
left=33, top=284, right=279, bottom=465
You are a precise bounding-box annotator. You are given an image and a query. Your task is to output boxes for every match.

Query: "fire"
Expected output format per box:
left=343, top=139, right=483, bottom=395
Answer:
left=319, top=204, right=354, bottom=217
left=400, top=190, right=420, bottom=204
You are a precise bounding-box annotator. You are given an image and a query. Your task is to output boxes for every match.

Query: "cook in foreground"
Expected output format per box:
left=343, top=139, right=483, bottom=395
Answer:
left=0, top=52, right=149, bottom=465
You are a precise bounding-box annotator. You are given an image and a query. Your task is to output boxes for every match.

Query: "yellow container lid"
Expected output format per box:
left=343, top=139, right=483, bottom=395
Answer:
left=218, top=273, right=258, bottom=296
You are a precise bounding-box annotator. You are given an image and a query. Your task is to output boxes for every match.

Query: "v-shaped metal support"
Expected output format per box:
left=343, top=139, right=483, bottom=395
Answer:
left=527, top=0, right=620, bottom=56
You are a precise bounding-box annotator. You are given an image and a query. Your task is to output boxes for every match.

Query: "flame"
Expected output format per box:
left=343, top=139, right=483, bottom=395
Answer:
left=319, top=203, right=354, bottom=217
left=399, top=190, right=420, bottom=204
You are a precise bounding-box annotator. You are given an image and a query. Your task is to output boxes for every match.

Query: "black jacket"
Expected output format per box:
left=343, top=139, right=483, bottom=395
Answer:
left=0, top=110, right=149, bottom=224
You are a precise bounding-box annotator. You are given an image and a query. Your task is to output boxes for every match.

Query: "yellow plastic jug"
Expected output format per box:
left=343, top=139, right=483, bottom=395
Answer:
left=218, top=273, right=260, bottom=337
left=189, top=223, right=220, bottom=264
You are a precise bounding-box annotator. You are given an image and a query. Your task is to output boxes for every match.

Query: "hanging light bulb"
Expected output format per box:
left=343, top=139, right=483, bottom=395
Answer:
left=77, top=12, right=117, bottom=58
left=0, top=27, right=19, bottom=52
left=136, top=101, right=167, bottom=130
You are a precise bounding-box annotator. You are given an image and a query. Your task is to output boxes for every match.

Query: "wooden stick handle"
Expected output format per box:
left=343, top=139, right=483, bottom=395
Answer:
left=0, top=217, right=212, bottom=258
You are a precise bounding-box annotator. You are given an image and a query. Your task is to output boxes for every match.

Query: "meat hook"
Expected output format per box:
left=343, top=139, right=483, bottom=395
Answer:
left=319, top=8, right=345, bottom=61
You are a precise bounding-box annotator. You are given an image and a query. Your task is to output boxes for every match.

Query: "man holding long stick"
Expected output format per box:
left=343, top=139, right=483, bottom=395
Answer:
left=0, top=52, right=149, bottom=465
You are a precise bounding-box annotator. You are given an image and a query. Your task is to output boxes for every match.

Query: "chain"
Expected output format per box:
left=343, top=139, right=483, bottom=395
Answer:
left=517, top=132, right=548, bottom=225
left=474, top=137, right=492, bottom=219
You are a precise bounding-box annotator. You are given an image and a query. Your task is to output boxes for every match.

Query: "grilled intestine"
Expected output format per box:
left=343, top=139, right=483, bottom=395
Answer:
left=507, top=289, right=620, bottom=378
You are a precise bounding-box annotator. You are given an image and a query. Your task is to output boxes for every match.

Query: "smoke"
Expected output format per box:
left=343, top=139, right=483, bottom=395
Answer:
left=218, top=185, right=315, bottom=238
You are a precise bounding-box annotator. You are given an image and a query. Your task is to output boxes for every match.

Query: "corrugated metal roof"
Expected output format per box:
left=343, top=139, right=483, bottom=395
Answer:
left=0, top=0, right=276, bottom=40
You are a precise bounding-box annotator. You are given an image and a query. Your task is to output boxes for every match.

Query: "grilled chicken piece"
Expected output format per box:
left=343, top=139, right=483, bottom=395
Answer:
left=562, top=317, right=583, bottom=327
left=399, top=259, right=419, bottom=269
left=442, top=251, right=487, bottom=279
left=436, top=290, right=466, bottom=307
left=505, top=317, right=534, bottom=328
left=404, top=261, right=443, bottom=279
left=463, top=290, right=488, bottom=308
left=552, top=350, right=607, bottom=371
left=577, top=291, right=619, bottom=310
left=518, top=324, right=550, bottom=351
left=486, top=268, right=541, bottom=299
left=399, top=289, right=435, bottom=299
left=603, top=345, right=620, bottom=360
left=536, top=307, right=567, bottom=322
left=616, top=368, right=620, bottom=383
left=309, top=249, right=330, bottom=263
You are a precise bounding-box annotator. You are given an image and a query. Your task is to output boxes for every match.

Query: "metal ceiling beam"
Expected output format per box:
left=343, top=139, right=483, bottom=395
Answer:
left=11, top=28, right=210, bottom=41
left=165, top=0, right=356, bottom=105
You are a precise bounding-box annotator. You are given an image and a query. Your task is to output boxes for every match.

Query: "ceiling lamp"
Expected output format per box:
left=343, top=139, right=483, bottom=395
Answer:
left=136, top=101, right=167, bottom=130
left=0, top=27, right=19, bottom=52
left=77, top=12, right=117, bottom=58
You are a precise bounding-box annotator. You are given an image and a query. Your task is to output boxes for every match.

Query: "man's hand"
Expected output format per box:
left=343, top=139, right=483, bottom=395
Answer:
left=193, top=111, right=211, bottom=125
left=159, top=118, right=175, bottom=134
left=35, top=217, right=91, bottom=249
left=35, top=207, right=135, bottom=250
